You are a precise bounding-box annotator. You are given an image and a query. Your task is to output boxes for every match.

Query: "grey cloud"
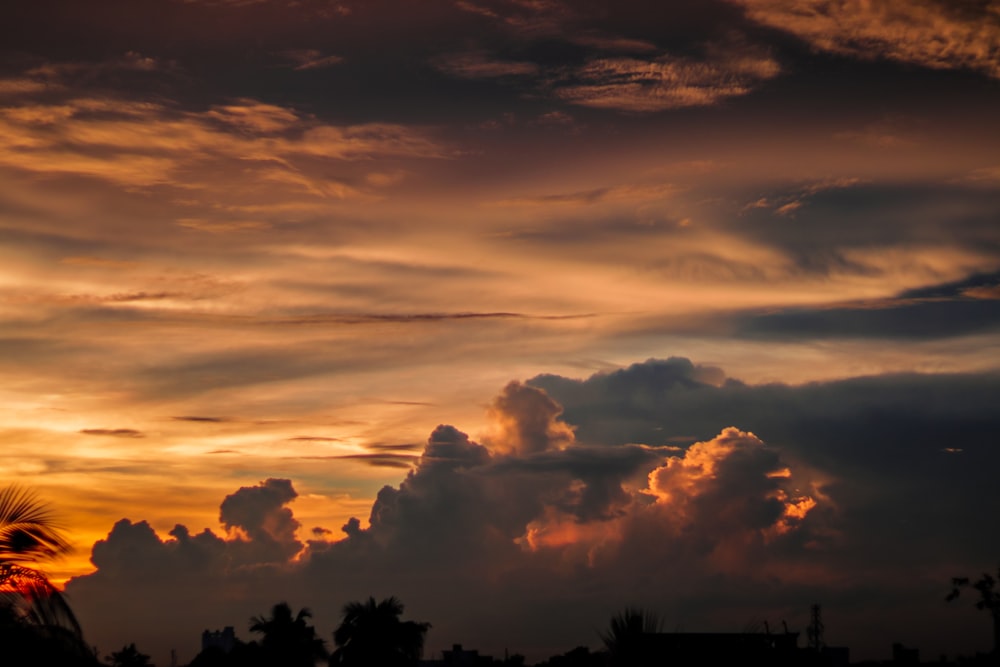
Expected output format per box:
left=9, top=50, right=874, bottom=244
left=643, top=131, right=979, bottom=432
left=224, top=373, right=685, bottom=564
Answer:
left=219, top=478, right=302, bottom=562
left=727, top=269, right=1000, bottom=341
left=416, top=424, right=491, bottom=471
left=366, top=443, right=422, bottom=451
left=725, top=183, right=1000, bottom=268
left=734, top=298, right=1000, bottom=340
left=899, top=269, right=1000, bottom=299
left=486, top=381, right=574, bottom=455
left=79, top=428, right=145, bottom=438
left=529, top=358, right=1000, bottom=570
left=65, top=363, right=1000, bottom=664
left=300, top=453, right=417, bottom=469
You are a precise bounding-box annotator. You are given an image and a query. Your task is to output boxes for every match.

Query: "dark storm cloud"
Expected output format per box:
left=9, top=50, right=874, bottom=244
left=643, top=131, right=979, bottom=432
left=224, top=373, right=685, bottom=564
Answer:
left=529, top=358, right=1000, bottom=570
left=727, top=269, right=1000, bottom=341
left=65, top=365, right=1000, bottom=661
left=486, top=381, right=573, bottom=455
left=64, top=481, right=309, bottom=661
left=66, top=412, right=833, bottom=662
left=218, top=477, right=302, bottom=562
left=899, top=270, right=1000, bottom=299
left=727, top=183, right=1000, bottom=268
left=735, top=297, right=1000, bottom=340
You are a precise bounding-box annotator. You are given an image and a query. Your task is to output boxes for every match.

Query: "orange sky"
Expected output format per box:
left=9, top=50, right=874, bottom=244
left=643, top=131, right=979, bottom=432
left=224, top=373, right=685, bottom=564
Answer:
left=3, top=0, right=1000, bottom=663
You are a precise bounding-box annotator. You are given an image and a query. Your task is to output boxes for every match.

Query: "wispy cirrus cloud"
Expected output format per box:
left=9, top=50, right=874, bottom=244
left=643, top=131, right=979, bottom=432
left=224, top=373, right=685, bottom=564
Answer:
left=486, top=182, right=678, bottom=208
left=553, top=46, right=781, bottom=111
left=568, top=33, right=659, bottom=54
left=0, top=68, right=447, bottom=195
left=80, top=428, right=145, bottom=438
left=731, top=0, right=1000, bottom=78
left=433, top=51, right=540, bottom=78
left=279, top=49, right=345, bottom=71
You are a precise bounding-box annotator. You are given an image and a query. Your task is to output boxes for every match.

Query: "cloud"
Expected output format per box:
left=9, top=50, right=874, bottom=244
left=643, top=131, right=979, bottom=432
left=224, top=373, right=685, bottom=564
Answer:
left=486, top=381, right=574, bottom=455
left=731, top=0, right=1000, bottom=78
left=454, top=0, right=576, bottom=38
left=71, top=481, right=311, bottom=595
left=0, top=78, right=446, bottom=193
left=528, top=358, right=1000, bottom=569
left=303, top=453, right=418, bottom=469
left=729, top=270, right=1000, bottom=340
left=486, top=182, right=677, bottom=208
left=280, top=49, right=345, bottom=71
left=568, top=33, right=659, bottom=53
left=725, top=182, right=1000, bottom=277
left=66, top=377, right=841, bottom=663
left=218, top=478, right=302, bottom=562
left=552, top=45, right=780, bottom=111
left=433, top=51, right=540, bottom=78
left=79, top=428, right=145, bottom=438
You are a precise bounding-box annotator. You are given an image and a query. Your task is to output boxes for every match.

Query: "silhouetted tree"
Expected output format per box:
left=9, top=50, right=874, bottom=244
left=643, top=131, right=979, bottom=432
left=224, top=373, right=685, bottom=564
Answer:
left=250, top=602, right=327, bottom=667
left=948, top=567, right=1000, bottom=657
left=330, top=596, right=430, bottom=667
left=1, top=485, right=95, bottom=666
left=107, top=643, right=153, bottom=667
left=600, top=607, right=662, bottom=667
left=537, top=645, right=607, bottom=667
left=188, top=640, right=263, bottom=667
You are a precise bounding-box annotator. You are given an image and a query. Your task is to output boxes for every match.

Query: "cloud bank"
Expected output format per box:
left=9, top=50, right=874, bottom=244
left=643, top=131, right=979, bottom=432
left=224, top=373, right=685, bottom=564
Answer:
left=65, top=362, right=1000, bottom=663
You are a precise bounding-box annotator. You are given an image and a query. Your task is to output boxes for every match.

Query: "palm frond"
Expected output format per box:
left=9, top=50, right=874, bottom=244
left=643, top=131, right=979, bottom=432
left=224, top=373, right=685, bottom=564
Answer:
left=0, top=563, right=83, bottom=637
left=0, top=486, right=71, bottom=562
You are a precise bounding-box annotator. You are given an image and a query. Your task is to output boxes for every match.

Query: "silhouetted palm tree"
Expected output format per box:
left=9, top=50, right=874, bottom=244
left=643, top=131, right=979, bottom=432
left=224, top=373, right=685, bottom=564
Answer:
left=107, top=643, right=154, bottom=667
left=250, top=602, right=328, bottom=667
left=948, top=567, right=1000, bottom=657
left=600, top=607, right=663, bottom=667
left=0, top=485, right=93, bottom=666
left=330, top=596, right=430, bottom=667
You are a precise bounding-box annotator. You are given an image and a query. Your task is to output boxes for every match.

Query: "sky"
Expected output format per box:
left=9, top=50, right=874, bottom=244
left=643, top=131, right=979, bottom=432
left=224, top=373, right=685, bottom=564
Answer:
left=2, top=0, right=1000, bottom=663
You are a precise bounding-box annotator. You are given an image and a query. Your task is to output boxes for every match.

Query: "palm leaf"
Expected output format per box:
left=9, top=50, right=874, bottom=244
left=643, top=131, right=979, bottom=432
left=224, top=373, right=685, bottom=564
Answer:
left=0, top=486, right=71, bottom=563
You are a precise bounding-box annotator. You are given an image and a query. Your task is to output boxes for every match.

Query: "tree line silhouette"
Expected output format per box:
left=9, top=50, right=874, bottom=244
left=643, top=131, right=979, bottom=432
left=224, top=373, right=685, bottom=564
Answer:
left=189, top=597, right=431, bottom=667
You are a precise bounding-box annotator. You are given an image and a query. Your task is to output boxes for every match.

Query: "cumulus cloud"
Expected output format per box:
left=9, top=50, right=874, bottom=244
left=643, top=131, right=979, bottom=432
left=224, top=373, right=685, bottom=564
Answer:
left=645, top=428, right=814, bottom=548
left=487, top=381, right=574, bottom=455
left=66, top=378, right=837, bottom=663
left=529, top=358, right=1000, bottom=568
left=218, top=478, right=302, bottom=562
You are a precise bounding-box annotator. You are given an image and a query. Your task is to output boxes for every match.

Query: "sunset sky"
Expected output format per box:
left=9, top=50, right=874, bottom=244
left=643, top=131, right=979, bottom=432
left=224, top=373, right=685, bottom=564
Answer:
left=3, top=0, right=1000, bottom=664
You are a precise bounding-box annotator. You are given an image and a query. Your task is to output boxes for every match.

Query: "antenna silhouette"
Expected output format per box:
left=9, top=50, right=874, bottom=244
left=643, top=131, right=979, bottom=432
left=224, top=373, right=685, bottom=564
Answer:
left=807, top=604, right=825, bottom=651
